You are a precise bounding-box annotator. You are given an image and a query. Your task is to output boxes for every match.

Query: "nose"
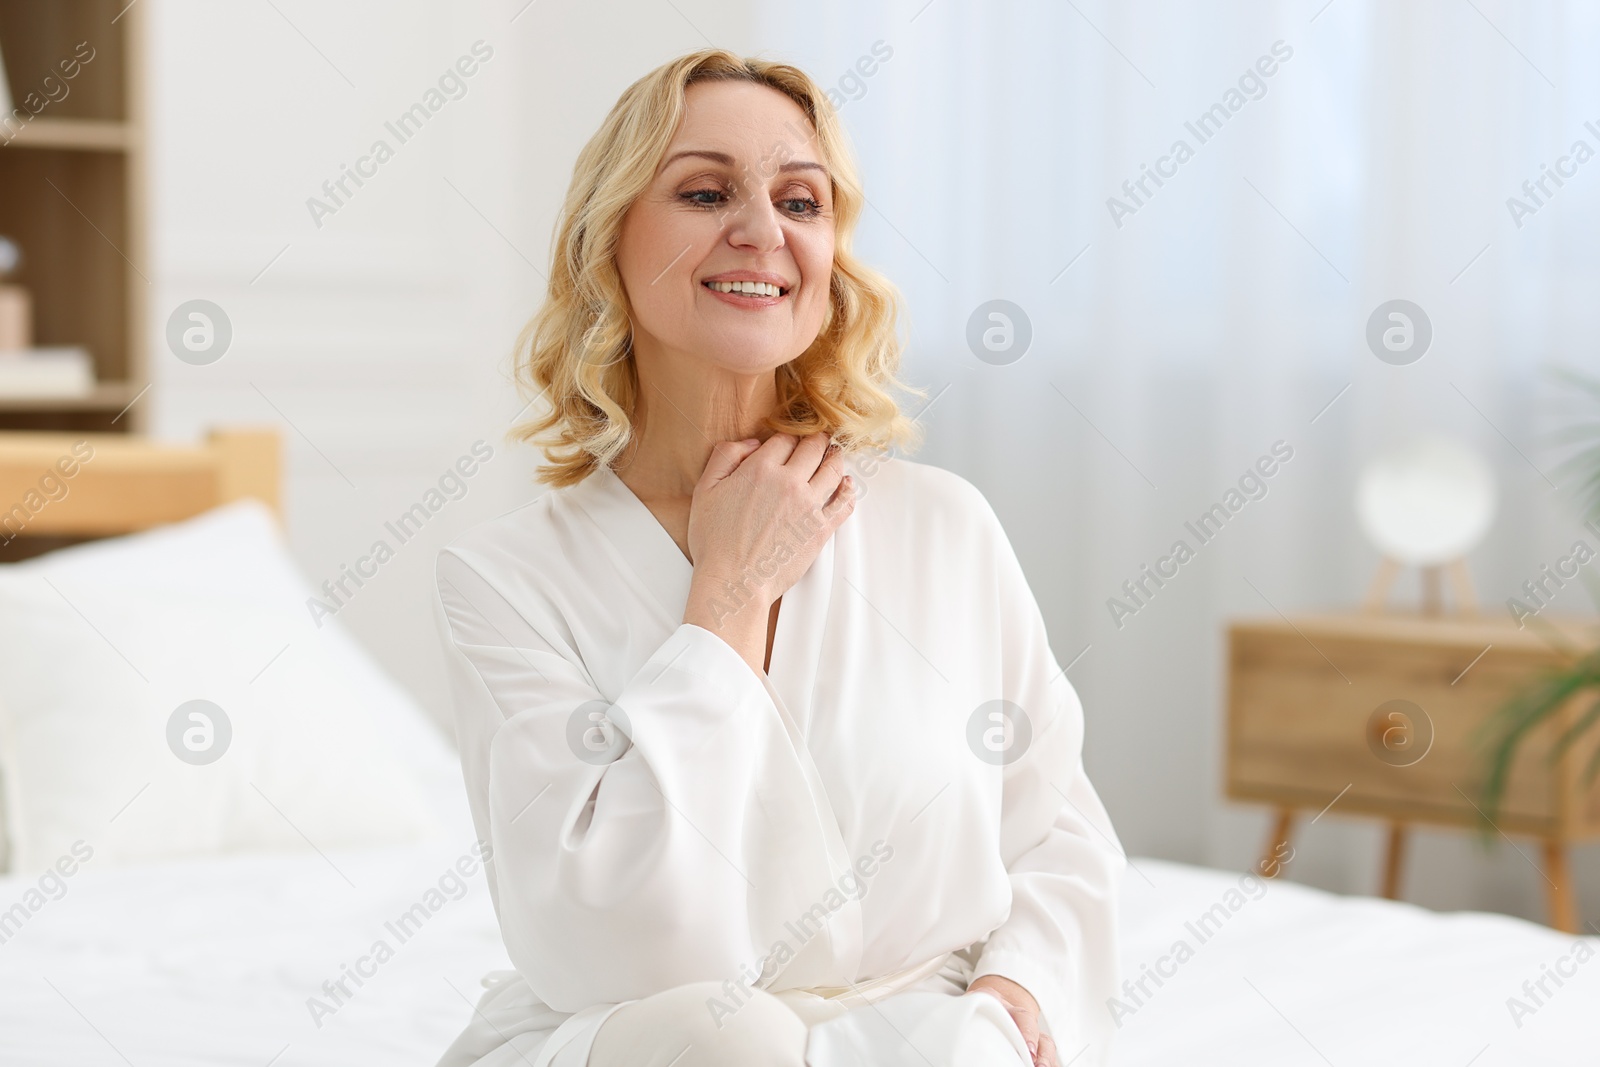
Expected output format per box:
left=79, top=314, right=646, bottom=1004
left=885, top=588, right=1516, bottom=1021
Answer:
left=724, top=184, right=786, bottom=254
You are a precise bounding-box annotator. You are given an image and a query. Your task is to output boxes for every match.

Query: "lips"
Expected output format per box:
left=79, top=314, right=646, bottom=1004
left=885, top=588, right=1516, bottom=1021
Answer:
left=700, top=270, right=794, bottom=295
left=701, top=280, right=789, bottom=308
left=697, top=268, right=797, bottom=311
left=704, top=280, right=786, bottom=297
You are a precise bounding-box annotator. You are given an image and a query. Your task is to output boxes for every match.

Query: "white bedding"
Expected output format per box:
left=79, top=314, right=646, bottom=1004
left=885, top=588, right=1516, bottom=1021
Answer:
left=2, top=820, right=1595, bottom=1065
left=1111, top=858, right=1598, bottom=1066
left=0, top=803, right=510, bottom=1066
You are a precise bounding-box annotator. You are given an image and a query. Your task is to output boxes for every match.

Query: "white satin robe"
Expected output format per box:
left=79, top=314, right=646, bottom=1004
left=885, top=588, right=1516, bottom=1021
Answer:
left=431, top=454, right=1124, bottom=1067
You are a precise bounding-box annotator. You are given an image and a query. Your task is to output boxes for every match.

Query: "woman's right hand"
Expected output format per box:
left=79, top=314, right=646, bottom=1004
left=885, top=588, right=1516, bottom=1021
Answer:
left=683, top=431, right=855, bottom=634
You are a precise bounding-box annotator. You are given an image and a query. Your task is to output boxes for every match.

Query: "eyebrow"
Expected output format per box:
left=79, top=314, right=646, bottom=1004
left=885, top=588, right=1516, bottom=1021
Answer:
left=661, top=149, right=829, bottom=179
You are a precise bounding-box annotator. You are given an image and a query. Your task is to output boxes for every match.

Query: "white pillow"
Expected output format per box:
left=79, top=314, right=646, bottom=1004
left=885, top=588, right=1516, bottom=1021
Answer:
left=0, top=500, right=447, bottom=873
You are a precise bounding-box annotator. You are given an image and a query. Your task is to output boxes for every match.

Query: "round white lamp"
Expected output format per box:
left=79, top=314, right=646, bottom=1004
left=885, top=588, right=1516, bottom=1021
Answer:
left=1355, top=435, right=1497, bottom=613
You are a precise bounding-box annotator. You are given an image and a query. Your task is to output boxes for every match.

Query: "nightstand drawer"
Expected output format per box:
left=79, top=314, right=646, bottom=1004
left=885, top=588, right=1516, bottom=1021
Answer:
left=1225, top=614, right=1600, bottom=839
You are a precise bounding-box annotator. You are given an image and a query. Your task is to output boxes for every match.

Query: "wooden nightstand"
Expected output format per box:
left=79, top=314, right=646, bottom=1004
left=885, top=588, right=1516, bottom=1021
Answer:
left=1225, top=612, right=1600, bottom=931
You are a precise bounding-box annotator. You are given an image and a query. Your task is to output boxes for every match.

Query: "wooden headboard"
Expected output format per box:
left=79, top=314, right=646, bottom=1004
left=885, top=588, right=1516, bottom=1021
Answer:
left=0, top=429, right=279, bottom=556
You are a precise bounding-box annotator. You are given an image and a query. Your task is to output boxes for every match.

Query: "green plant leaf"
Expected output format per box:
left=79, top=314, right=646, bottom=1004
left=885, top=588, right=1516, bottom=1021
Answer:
left=1478, top=367, right=1600, bottom=828
left=1476, top=655, right=1599, bottom=824
left=1552, top=692, right=1600, bottom=756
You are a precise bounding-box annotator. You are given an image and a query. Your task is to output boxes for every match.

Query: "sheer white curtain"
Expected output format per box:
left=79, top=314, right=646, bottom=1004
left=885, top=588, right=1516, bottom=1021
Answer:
left=755, top=0, right=1600, bottom=920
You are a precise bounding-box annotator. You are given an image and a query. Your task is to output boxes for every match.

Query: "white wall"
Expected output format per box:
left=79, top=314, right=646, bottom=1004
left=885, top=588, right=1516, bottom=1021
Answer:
left=146, top=0, right=763, bottom=725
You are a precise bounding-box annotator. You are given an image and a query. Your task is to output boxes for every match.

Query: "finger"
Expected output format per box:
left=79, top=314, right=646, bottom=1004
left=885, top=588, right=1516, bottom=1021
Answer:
left=1012, top=1011, right=1040, bottom=1064
left=820, top=475, right=856, bottom=523
left=699, top=438, right=762, bottom=487
left=808, top=439, right=847, bottom=491
left=785, top=431, right=831, bottom=475
left=1036, top=1033, right=1058, bottom=1067
left=755, top=431, right=799, bottom=465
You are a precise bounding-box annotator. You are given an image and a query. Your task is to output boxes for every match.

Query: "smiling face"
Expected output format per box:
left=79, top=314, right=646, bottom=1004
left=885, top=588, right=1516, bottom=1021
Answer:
left=614, top=79, right=836, bottom=377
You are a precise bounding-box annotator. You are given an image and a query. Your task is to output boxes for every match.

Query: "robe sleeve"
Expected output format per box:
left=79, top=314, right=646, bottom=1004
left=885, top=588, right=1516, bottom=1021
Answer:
left=433, top=546, right=811, bottom=1013
left=966, top=499, right=1125, bottom=1059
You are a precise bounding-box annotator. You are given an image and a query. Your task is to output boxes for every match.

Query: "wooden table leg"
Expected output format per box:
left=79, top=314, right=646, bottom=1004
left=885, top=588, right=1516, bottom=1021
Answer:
left=1381, top=821, right=1407, bottom=900
left=1363, top=558, right=1401, bottom=612
left=1446, top=557, right=1479, bottom=614
left=1543, top=841, right=1578, bottom=933
left=1420, top=567, right=1443, bottom=616
left=1260, top=808, right=1294, bottom=878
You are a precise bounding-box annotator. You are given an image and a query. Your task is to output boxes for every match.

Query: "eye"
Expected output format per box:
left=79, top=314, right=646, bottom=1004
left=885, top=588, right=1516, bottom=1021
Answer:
left=681, top=188, right=727, bottom=207
left=782, top=196, right=825, bottom=219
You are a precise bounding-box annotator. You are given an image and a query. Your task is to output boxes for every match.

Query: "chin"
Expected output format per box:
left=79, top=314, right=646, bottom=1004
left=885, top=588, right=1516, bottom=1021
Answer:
left=694, top=335, right=807, bottom=374
left=700, top=348, right=801, bottom=375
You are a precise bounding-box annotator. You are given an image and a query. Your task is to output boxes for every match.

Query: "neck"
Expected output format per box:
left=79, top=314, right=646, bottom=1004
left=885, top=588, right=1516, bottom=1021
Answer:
left=616, top=344, right=781, bottom=499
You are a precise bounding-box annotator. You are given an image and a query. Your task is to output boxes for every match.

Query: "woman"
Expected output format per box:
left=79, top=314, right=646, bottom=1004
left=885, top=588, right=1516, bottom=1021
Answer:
left=432, top=48, right=1123, bottom=1067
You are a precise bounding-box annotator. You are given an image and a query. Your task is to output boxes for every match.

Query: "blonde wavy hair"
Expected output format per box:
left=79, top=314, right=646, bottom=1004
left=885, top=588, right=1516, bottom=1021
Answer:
left=511, top=48, right=925, bottom=487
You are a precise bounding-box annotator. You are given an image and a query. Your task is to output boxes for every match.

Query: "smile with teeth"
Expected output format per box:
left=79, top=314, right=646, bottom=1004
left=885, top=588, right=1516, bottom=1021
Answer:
left=705, top=280, right=787, bottom=297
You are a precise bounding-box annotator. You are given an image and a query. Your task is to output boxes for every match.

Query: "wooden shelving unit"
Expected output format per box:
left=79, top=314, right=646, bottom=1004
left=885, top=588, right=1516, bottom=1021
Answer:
left=0, top=0, right=145, bottom=433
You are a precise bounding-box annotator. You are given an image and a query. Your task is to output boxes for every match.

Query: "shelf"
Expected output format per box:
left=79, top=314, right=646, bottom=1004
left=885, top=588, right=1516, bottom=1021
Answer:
left=0, top=381, right=142, bottom=412
left=1, top=118, right=132, bottom=152
left=0, top=0, right=145, bottom=434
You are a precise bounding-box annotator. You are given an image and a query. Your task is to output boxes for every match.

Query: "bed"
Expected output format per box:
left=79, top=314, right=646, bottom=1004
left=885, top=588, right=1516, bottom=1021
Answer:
left=4, top=835, right=1596, bottom=1065
left=0, top=430, right=1595, bottom=1066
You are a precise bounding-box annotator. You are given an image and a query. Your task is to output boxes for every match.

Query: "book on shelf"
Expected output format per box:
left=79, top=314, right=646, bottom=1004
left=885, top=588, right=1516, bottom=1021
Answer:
left=0, top=346, right=95, bottom=398
left=0, top=37, right=12, bottom=118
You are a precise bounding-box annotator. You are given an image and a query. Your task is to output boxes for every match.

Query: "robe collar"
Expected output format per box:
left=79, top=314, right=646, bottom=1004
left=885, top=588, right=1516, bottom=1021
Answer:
left=567, top=462, right=695, bottom=625
left=566, top=462, right=836, bottom=738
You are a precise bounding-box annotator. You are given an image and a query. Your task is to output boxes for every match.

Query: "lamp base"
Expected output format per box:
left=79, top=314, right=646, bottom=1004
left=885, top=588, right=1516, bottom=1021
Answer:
left=1363, top=556, right=1477, bottom=616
